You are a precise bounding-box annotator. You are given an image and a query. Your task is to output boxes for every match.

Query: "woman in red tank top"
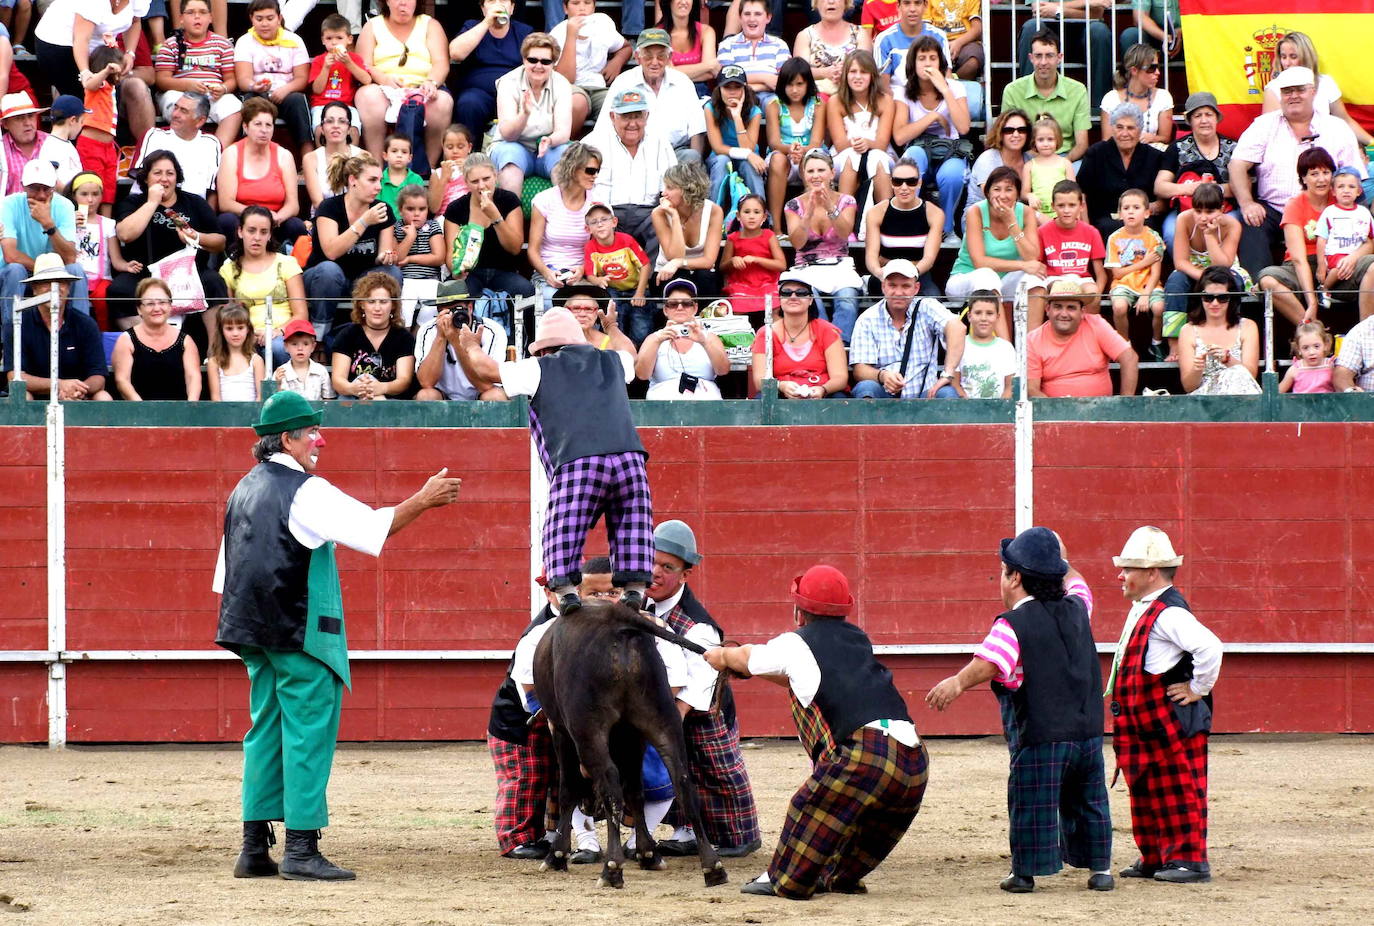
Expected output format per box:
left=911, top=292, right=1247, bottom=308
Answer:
left=215, top=96, right=308, bottom=245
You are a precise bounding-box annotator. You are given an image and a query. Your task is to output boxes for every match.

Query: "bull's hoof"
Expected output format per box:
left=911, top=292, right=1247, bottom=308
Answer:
left=703, top=865, right=729, bottom=888
left=597, top=866, right=625, bottom=889
left=638, top=852, right=667, bottom=871
left=541, top=851, right=569, bottom=873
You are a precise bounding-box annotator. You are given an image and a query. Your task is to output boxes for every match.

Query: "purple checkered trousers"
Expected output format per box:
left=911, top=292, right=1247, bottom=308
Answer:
left=543, top=451, right=654, bottom=589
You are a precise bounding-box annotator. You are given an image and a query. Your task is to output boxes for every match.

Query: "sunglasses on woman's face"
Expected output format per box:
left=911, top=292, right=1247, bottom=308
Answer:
left=779, top=287, right=810, bottom=298
left=891, top=175, right=920, bottom=187
left=1002, top=125, right=1029, bottom=135
left=583, top=165, right=600, bottom=176
left=526, top=55, right=554, bottom=66
left=1201, top=293, right=1229, bottom=304
left=1141, top=63, right=1160, bottom=73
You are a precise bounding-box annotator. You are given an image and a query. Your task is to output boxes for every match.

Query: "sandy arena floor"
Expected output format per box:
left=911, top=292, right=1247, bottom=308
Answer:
left=1, top=736, right=1371, bottom=925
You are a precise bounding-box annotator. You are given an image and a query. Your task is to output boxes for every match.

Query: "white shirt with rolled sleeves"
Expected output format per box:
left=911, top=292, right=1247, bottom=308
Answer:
left=416, top=316, right=507, bottom=400
left=1232, top=111, right=1366, bottom=211
left=585, top=123, right=677, bottom=209
left=595, top=66, right=707, bottom=149
left=497, top=351, right=637, bottom=395
left=511, top=607, right=690, bottom=711
left=1109, top=585, right=1223, bottom=698
left=654, top=585, right=722, bottom=713
left=746, top=630, right=920, bottom=747
left=211, top=452, right=395, bottom=593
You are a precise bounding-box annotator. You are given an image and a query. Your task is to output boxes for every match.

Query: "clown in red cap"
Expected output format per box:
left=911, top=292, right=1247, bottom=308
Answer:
left=705, top=565, right=929, bottom=899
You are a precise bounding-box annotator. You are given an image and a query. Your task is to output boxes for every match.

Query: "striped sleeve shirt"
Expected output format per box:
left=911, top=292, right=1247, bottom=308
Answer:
left=972, top=578, right=1094, bottom=690
left=155, top=33, right=234, bottom=81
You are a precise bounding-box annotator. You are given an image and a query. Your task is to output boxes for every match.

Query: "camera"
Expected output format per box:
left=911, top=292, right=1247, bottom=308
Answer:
left=672, top=324, right=691, bottom=337
left=449, top=305, right=476, bottom=330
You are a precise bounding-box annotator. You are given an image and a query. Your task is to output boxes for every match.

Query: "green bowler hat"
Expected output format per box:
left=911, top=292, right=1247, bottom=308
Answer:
left=252, top=390, right=324, bottom=436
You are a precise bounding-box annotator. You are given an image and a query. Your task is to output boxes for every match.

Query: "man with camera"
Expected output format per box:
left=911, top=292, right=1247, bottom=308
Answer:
left=415, top=280, right=508, bottom=402
left=850, top=259, right=967, bottom=399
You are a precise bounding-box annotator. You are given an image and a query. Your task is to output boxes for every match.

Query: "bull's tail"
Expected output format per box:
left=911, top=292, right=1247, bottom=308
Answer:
left=605, top=607, right=708, bottom=655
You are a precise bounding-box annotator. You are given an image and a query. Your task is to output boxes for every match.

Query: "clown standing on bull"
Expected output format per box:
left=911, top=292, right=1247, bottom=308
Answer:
left=1108, top=526, right=1222, bottom=885
left=459, top=285, right=654, bottom=614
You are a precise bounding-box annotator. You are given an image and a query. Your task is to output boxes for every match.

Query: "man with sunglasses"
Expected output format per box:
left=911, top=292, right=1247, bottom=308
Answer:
left=596, top=29, right=707, bottom=163
left=1231, top=66, right=1368, bottom=281
left=214, top=391, right=463, bottom=881
left=851, top=258, right=967, bottom=398
left=1001, top=29, right=1091, bottom=162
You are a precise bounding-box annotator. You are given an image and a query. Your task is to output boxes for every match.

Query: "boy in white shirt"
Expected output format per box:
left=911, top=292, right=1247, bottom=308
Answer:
left=1314, top=167, right=1374, bottom=299
left=549, top=0, right=633, bottom=128
left=958, top=290, right=1016, bottom=398
left=273, top=319, right=335, bottom=400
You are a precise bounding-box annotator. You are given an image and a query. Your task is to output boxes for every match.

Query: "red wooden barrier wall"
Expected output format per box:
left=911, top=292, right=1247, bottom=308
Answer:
left=1, top=422, right=1371, bottom=742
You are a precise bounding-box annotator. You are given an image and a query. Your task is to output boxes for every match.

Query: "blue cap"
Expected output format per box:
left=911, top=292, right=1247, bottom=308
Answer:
left=49, top=95, right=92, bottom=121
left=1000, top=527, right=1068, bottom=578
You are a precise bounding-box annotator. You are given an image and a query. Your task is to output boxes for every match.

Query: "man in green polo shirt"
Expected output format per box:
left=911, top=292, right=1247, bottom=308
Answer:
left=1000, top=28, right=1091, bottom=162
left=214, top=391, right=463, bottom=881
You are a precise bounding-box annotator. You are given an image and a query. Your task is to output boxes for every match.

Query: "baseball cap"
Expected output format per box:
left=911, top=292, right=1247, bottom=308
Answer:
left=281, top=319, right=317, bottom=341
left=49, top=95, right=92, bottom=121
left=635, top=27, right=671, bottom=49
left=1271, top=66, right=1315, bottom=91
left=880, top=258, right=920, bottom=280
left=718, top=64, right=747, bottom=86
left=609, top=89, right=649, bottom=114
left=20, top=159, right=57, bottom=189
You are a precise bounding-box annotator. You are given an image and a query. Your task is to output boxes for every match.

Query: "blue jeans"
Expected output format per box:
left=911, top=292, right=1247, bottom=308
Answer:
left=543, top=0, right=645, bottom=34
left=490, top=140, right=569, bottom=182
left=301, top=261, right=403, bottom=342
left=907, top=149, right=967, bottom=236
left=706, top=153, right=765, bottom=201
left=815, top=287, right=860, bottom=343
left=852, top=379, right=960, bottom=399
left=1161, top=209, right=1179, bottom=251
left=960, top=79, right=985, bottom=123
left=618, top=299, right=655, bottom=347
left=0, top=262, right=91, bottom=325
left=468, top=266, right=536, bottom=339
left=1163, top=268, right=1193, bottom=321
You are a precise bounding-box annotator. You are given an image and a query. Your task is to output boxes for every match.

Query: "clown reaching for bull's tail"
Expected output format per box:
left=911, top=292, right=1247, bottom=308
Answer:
left=457, top=285, right=654, bottom=614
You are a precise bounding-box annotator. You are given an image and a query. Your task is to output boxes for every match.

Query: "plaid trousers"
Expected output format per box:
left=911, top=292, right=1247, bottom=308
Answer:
left=767, top=728, right=930, bottom=899
left=1115, top=730, right=1210, bottom=869
left=542, top=452, right=654, bottom=589
left=488, top=719, right=557, bottom=855
left=1007, top=737, right=1113, bottom=876
left=670, top=711, right=762, bottom=849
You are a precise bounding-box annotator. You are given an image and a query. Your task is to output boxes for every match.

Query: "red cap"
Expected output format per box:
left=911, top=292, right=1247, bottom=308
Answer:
left=281, top=319, right=317, bottom=341
left=790, top=565, right=853, bottom=617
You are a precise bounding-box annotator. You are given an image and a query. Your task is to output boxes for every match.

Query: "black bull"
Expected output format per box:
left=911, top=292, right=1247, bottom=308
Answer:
left=532, top=602, right=729, bottom=889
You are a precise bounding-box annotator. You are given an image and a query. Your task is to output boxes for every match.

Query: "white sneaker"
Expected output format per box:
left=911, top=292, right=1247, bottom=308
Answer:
left=942, top=231, right=962, bottom=248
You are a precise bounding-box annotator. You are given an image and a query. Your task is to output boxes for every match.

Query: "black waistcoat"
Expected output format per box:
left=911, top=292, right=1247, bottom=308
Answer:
left=993, top=596, right=1104, bottom=747
left=530, top=344, right=645, bottom=472
left=215, top=462, right=313, bottom=653
left=794, top=619, right=913, bottom=740
left=488, top=604, right=559, bottom=745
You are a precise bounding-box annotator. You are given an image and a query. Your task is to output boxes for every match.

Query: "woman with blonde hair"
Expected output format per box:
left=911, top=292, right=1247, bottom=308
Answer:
left=1098, top=43, right=1174, bottom=148
left=529, top=140, right=601, bottom=307
left=441, top=151, right=532, bottom=336
left=1261, top=30, right=1374, bottom=147
left=304, top=150, right=401, bottom=339
left=110, top=278, right=203, bottom=401
left=330, top=270, right=416, bottom=399
left=650, top=161, right=723, bottom=341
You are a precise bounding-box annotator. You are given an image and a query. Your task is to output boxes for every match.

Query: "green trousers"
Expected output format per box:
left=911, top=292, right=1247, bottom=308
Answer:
left=240, top=646, right=343, bottom=830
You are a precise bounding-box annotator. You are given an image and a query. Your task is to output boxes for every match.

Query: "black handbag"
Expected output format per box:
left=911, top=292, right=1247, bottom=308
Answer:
left=910, top=135, right=974, bottom=165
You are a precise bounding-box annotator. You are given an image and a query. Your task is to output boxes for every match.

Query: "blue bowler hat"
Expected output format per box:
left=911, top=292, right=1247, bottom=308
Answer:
left=1000, top=526, right=1068, bottom=578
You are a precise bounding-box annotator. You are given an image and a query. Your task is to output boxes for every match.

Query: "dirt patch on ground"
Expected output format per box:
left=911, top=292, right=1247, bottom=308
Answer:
left=1, top=736, right=1371, bottom=925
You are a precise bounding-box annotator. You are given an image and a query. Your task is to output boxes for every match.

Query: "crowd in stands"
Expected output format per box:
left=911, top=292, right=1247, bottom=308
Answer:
left=4, top=0, right=1374, bottom=403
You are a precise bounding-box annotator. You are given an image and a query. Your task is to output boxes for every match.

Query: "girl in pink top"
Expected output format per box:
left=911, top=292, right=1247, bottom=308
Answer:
left=1279, top=322, right=1336, bottom=393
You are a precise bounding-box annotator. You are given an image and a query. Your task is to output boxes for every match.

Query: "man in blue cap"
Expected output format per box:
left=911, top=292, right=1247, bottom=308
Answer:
left=927, top=527, right=1113, bottom=893
left=213, top=391, right=462, bottom=881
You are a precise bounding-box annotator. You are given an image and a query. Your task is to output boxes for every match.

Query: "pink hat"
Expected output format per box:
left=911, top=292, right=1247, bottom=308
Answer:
left=791, top=565, right=854, bottom=617
left=529, top=307, right=585, bottom=353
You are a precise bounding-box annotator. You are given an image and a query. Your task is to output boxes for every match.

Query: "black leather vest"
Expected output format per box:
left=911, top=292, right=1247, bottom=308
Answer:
left=794, top=619, right=913, bottom=741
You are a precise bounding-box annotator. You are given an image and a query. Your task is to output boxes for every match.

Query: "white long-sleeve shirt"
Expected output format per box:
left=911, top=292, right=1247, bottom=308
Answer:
left=654, top=585, right=722, bottom=713
left=1112, top=585, right=1223, bottom=697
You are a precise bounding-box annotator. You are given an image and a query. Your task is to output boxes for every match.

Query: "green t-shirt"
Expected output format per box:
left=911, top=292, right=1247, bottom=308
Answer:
left=379, top=167, right=425, bottom=211
left=1000, top=74, right=1091, bottom=155
left=1132, top=0, right=1179, bottom=28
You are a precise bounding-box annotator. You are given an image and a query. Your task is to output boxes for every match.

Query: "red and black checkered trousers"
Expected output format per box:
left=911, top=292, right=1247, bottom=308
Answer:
left=766, top=701, right=930, bottom=899
left=1112, top=599, right=1209, bottom=868
left=488, top=717, right=558, bottom=856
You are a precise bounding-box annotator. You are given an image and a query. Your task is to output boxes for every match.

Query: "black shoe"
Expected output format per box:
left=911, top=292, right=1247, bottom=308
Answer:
left=619, top=589, right=646, bottom=613
left=506, top=839, right=550, bottom=860
left=1119, top=859, right=1159, bottom=878
left=1000, top=874, right=1035, bottom=893
left=716, top=839, right=761, bottom=858
left=1088, top=873, right=1116, bottom=891
left=279, top=829, right=356, bottom=881
left=558, top=592, right=583, bottom=614
left=1154, top=865, right=1211, bottom=884
left=233, top=821, right=278, bottom=878
left=1147, top=342, right=1169, bottom=363
left=570, top=848, right=602, bottom=864
left=740, top=877, right=776, bottom=896
left=657, top=838, right=698, bottom=857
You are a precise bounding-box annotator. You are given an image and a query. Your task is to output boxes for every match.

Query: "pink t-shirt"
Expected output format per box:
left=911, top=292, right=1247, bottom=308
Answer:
left=532, top=186, right=592, bottom=273
left=1026, top=313, right=1130, bottom=397
left=1040, top=220, right=1105, bottom=279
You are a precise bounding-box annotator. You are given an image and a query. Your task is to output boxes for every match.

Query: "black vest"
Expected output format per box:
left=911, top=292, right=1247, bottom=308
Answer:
left=1151, top=586, right=1200, bottom=685
left=993, top=596, right=1104, bottom=747
left=215, top=462, right=313, bottom=653
left=530, top=344, right=645, bottom=473
left=794, top=619, right=913, bottom=741
left=487, top=604, right=559, bottom=745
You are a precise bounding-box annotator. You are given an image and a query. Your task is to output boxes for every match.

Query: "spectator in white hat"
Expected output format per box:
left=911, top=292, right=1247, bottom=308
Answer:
left=850, top=257, right=966, bottom=398
left=3, top=254, right=109, bottom=399
left=0, top=92, right=75, bottom=197
left=0, top=158, right=88, bottom=333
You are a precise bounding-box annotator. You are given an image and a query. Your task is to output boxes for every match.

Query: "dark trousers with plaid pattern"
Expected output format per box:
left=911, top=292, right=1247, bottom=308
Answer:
left=488, top=719, right=557, bottom=856
left=1007, top=736, right=1113, bottom=876
left=542, top=452, right=654, bottom=589
left=1116, top=730, right=1210, bottom=870
left=767, top=729, right=929, bottom=899
left=665, top=711, right=761, bottom=849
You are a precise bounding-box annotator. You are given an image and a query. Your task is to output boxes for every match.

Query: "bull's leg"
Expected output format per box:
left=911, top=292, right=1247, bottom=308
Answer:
left=540, top=726, right=579, bottom=873
left=650, top=725, right=727, bottom=887
left=617, top=742, right=665, bottom=871
left=580, top=737, right=627, bottom=889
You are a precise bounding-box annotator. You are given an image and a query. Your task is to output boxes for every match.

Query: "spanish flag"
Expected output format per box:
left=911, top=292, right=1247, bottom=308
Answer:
left=1179, top=0, right=1374, bottom=133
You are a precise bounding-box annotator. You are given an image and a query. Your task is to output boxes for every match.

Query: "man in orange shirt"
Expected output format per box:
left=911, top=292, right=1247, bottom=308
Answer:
left=1027, top=277, right=1138, bottom=397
